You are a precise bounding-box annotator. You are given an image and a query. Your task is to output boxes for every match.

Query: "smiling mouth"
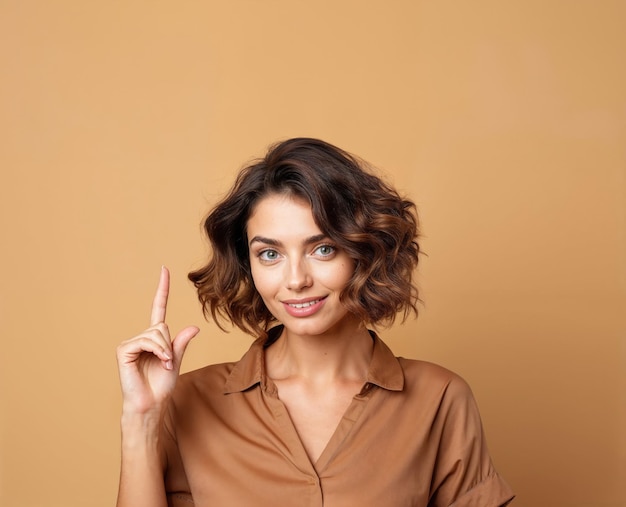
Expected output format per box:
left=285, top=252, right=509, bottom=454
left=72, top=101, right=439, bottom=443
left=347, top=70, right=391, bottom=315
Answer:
left=287, top=299, right=322, bottom=309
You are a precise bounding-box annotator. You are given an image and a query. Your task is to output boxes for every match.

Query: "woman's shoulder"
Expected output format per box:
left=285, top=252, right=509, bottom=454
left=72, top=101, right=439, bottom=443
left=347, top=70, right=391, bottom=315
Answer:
left=176, top=361, right=238, bottom=392
left=173, top=337, right=266, bottom=400
left=398, top=356, right=463, bottom=380
left=370, top=333, right=474, bottom=401
left=166, top=362, right=239, bottom=420
left=396, top=356, right=475, bottom=401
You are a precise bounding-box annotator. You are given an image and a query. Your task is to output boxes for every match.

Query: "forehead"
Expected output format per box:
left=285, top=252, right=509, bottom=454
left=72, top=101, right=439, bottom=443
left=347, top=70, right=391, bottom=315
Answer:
left=247, top=194, right=322, bottom=239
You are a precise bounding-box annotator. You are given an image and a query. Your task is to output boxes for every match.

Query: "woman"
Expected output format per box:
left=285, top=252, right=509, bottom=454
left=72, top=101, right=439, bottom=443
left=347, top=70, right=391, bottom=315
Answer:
left=116, top=138, right=514, bottom=506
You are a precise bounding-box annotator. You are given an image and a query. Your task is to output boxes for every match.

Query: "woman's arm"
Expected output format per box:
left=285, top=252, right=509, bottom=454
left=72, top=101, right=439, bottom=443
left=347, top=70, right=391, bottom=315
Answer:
left=116, top=267, right=199, bottom=507
left=117, top=411, right=169, bottom=507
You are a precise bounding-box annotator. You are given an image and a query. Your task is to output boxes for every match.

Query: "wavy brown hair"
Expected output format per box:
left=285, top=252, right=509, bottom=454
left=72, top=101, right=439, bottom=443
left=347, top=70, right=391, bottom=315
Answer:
left=188, top=138, right=420, bottom=338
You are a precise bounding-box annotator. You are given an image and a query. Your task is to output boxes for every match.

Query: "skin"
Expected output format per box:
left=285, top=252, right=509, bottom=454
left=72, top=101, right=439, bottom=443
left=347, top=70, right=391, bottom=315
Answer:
left=247, top=194, right=373, bottom=462
left=247, top=193, right=358, bottom=342
left=116, top=267, right=199, bottom=507
left=116, top=195, right=374, bottom=505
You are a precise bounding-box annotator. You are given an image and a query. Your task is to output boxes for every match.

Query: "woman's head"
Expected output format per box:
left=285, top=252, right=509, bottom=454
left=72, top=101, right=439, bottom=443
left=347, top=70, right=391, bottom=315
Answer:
left=188, top=138, right=420, bottom=337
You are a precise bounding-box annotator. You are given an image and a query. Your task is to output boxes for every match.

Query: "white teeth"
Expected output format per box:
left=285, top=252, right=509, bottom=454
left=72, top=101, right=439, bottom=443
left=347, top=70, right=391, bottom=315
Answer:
left=288, top=299, right=320, bottom=309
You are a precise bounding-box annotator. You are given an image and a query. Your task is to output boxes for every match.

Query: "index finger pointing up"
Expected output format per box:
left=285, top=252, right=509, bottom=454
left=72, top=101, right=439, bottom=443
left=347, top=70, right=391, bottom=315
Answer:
left=151, top=266, right=170, bottom=326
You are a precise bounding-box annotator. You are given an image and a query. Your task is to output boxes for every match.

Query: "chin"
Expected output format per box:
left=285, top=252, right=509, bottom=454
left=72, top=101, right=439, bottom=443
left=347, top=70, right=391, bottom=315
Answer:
left=280, top=316, right=354, bottom=338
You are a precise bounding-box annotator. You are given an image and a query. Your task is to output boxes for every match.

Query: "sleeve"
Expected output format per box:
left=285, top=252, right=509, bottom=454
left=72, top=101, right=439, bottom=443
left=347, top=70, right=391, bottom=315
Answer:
left=429, top=376, right=515, bottom=507
left=162, top=401, right=195, bottom=507
left=167, top=492, right=195, bottom=506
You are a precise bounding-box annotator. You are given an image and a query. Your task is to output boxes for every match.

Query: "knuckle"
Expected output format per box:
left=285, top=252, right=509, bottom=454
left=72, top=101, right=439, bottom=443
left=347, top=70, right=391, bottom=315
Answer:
left=155, top=322, right=170, bottom=335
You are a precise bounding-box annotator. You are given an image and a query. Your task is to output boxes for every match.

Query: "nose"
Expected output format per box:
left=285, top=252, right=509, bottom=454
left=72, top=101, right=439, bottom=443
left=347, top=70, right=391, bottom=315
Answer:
left=285, top=258, right=312, bottom=291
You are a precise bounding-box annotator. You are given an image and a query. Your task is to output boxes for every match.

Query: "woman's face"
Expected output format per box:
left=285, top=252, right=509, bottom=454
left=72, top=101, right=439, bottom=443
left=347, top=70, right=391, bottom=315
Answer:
left=247, top=194, right=357, bottom=338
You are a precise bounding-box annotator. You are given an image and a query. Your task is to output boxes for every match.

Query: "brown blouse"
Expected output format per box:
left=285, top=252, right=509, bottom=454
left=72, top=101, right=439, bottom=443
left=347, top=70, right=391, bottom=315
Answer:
left=162, top=330, right=514, bottom=506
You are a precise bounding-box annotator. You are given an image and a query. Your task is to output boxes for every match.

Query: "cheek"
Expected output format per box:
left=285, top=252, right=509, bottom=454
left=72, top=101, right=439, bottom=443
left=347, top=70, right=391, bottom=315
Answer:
left=326, top=260, right=354, bottom=288
left=250, top=265, right=274, bottom=297
left=249, top=264, right=263, bottom=289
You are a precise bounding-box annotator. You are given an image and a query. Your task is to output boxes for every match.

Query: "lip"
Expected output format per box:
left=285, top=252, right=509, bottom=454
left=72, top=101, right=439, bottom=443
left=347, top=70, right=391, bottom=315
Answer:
left=281, top=296, right=327, bottom=317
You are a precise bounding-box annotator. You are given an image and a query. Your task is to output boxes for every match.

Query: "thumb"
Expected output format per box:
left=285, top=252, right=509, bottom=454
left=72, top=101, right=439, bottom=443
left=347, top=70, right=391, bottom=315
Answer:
left=171, top=326, right=200, bottom=369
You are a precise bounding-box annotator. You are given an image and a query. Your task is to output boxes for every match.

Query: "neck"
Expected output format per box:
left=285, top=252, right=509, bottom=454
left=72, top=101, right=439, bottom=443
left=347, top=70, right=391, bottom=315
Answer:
left=265, top=319, right=373, bottom=384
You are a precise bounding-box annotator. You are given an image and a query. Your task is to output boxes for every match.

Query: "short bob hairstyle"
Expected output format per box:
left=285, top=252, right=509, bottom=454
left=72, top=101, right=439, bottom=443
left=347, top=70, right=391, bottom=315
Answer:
left=188, top=138, right=420, bottom=338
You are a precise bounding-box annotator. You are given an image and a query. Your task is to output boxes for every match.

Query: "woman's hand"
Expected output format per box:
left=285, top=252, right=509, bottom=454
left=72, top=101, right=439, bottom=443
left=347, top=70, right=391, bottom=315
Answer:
left=116, top=267, right=199, bottom=416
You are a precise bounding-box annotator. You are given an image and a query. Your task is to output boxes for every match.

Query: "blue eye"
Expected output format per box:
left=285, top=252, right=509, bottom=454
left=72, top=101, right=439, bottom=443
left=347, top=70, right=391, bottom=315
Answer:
left=314, top=244, right=336, bottom=257
left=259, top=249, right=280, bottom=262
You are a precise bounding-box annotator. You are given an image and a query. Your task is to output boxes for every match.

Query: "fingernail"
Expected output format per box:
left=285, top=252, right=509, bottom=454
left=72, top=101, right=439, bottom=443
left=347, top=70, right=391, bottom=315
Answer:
left=165, top=360, right=173, bottom=370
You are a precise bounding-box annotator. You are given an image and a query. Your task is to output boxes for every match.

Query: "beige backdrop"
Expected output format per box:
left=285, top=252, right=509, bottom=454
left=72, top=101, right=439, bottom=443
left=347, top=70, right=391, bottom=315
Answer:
left=1, top=1, right=624, bottom=506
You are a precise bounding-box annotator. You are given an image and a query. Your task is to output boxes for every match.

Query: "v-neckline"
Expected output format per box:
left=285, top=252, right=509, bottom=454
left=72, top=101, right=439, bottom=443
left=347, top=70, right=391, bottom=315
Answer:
left=264, top=376, right=373, bottom=473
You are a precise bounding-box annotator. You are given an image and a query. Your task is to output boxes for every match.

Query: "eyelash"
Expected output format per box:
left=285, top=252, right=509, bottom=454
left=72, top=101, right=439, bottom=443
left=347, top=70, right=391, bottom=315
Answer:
left=313, top=244, right=336, bottom=257
left=256, top=244, right=337, bottom=263
left=258, top=249, right=280, bottom=262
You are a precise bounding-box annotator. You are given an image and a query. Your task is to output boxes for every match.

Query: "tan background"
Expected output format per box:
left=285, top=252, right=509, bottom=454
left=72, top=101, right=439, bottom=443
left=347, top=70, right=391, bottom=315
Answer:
left=1, top=1, right=624, bottom=506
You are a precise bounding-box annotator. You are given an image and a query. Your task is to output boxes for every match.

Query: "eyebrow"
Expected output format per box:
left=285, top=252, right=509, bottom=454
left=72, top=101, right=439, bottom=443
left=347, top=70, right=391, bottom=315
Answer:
left=248, top=233, right=329, bottom=248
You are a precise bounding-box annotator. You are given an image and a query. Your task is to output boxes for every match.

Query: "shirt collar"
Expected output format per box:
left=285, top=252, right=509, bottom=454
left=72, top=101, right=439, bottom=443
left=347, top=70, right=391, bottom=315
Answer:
left=223, top=336, right=267, bottom=394
left=223, top=328, right=405, bottom=394
left=365, top=331, right=405, bottom=391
